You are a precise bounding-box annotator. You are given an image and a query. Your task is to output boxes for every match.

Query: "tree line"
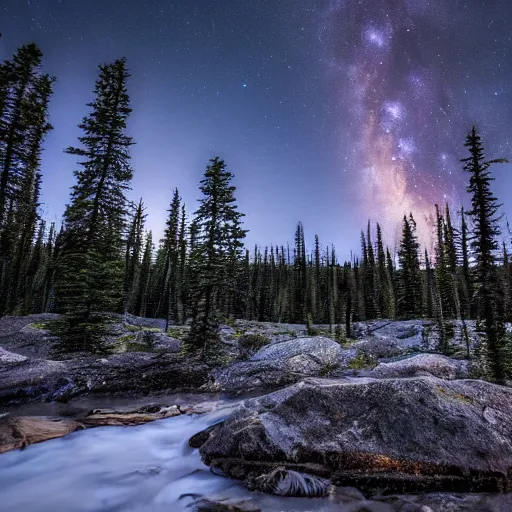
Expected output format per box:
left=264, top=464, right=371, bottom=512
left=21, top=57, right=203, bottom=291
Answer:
left=1, top=44, right=511, bottom=381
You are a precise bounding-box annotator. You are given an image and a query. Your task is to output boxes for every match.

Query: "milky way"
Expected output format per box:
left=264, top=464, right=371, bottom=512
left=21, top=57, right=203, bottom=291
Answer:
left=319, top=0, right=484, bottom=247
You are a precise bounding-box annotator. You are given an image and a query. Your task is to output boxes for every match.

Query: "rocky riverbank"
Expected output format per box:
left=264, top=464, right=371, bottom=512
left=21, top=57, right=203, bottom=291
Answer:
left=2, top=313, right=511, bottom=510
left=0, top=313, right=481, bottom=407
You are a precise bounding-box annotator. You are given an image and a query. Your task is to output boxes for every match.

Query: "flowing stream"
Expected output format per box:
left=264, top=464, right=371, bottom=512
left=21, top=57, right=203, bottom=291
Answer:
left=0, top=399, right=351, bottom=512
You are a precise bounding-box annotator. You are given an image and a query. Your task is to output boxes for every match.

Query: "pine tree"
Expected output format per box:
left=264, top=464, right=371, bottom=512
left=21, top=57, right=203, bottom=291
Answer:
left=459, top=207, right=472, bottom=319
left=176, top=204, right=188, bottom=325
left=55, top=58, right=134, bottom=350
left=124, top=199, right=146, bottom=314
left=186, top=157, right=246, bottom=355
left=293, top=222, right=308, bottom=323
left=158, top=188, right=181, bottom=328
left=0, top=44, right=55, bottom=315
left=434, top=204, right=456, bottom=320
left=376, top=223, right=395, bottom=318
left=397, top=214, right=422, bottom=319
left=135, top=231, right=153, bottom=317
left=462, top=126, right=509, bottom=382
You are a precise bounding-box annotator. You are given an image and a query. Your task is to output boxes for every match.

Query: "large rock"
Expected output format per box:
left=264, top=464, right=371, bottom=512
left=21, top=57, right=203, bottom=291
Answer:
left=210, top=337, right=343, bottom=393
left=0, top=352, right=210, bottom=406
left=350, top=337, right=407, bottom=360
left=251, top=336, right=341, bottom=363
left=210, top=356, right=321, bottom=394
left=198, top=376, right=512, bottom=494
left=368, top=354, right=471, bottom=380
left=0, top=314, right=61, bottom=359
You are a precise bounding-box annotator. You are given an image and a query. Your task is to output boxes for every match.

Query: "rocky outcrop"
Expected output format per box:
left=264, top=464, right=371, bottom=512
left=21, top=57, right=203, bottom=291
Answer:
left=198, top=376, right=512, bottom=494
left=0, top=352, right=211, bottom=406
left=349, top=336, right=408, bottom=360
left=251, top=336, right=341, bottom=363
left=0, top=415, right=84, bottom=453
left=209, top=337, right=343, bottom=394
left=367, top=354, right=471, bottom=380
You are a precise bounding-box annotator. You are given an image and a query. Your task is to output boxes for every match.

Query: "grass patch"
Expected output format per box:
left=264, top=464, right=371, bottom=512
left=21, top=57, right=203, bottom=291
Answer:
left=273, top=329, right=297, bottom=337
left=28, top=322, right=51, bottom=330
left=167, top=327, right=189, bottom=340
left=319, top=362, right=340, bottom=377
left=118, top=334, right=135, bottom=343
left=239, top=333, right=270, bottom=351
left=125, top=341, right=154, bottom=352
left=348, top=352, right=378, bottom=370
left=124, top=323, right=161, bottom=333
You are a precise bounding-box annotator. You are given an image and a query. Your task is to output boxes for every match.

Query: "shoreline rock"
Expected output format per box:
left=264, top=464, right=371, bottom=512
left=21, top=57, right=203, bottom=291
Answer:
left=198, top=376, right=512, bottom=495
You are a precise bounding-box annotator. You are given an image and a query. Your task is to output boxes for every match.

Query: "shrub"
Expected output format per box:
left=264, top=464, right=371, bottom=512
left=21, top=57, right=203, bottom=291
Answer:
left=348, top=352, right=378, bottom=370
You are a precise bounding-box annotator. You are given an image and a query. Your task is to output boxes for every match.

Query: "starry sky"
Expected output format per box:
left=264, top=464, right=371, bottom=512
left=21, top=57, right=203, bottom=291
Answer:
left=2, top=0, right=512, bottom=258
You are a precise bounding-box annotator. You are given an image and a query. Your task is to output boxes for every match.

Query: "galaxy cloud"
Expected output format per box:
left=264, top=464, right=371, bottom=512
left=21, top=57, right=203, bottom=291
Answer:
left=320, top=0, right=474, bottom=246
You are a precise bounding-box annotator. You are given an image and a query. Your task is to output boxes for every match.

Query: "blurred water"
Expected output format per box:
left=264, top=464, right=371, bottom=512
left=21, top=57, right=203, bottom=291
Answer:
left=0, top=402, right=355, bottom=512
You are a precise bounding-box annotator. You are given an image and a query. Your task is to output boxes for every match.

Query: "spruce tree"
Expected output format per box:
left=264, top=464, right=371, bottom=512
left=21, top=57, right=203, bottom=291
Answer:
left=124, top=199, right=146, bottom=314
left=376, top=223, right=395, bottom=318
left=397, top=214, right=422, bottom=319
left=462, top=126, right=509, bottom=382
left=176, top=204, right=188, bottom=325
left=0, top=44, right=54, bottom=315
left=459, top=207, right=472, bottom=319
left=186, top=157, right=246, bottom=355
left=158, top=188, right=181, bottom=327
left=55, top=58, right=134, bottom=350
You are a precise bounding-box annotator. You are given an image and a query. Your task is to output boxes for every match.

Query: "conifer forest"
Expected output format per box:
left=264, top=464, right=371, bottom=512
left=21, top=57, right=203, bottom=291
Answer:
left=1, top=42, right=512, bottom=384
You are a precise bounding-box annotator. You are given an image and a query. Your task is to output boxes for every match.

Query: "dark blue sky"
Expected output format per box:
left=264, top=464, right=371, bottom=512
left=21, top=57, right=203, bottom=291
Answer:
left=2, top=0, right=512, bottom=258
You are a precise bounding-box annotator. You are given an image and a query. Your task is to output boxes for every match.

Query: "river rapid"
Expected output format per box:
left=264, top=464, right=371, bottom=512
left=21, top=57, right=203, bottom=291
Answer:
left=0, top=399, right=352, bottom=512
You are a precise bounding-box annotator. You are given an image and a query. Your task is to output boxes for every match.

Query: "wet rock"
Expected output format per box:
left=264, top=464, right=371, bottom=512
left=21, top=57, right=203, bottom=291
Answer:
left=182, top=402, right=219, bottom=415
left=192, top=497, right=261, bottom=512
left=246, top=466, right=331, bottom=497
left=0, top=358, right=68, bottom=404
left=199, top=376, right=512, bottom=494
left=374, top=492, right=512, bottom=511
left=189, top=425, right=217, bottom=448
left=0, top=415, right=84, bottom=453
left=81, top=404, right=181, bottom=426
left=335, top=486, right=366, bottom=501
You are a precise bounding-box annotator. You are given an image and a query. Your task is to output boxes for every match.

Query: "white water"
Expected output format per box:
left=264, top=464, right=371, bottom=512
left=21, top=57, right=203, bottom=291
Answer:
left=0, top=403, right=352, bottom=512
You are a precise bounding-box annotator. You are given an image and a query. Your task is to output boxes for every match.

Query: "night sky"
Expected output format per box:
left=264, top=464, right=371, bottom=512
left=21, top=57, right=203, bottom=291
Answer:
left=2, top=0, right=512, bottom=258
